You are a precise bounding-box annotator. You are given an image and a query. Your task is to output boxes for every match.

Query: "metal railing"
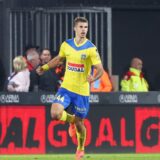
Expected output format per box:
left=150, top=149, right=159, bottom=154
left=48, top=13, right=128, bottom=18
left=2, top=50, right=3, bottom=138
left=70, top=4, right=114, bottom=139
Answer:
left=8, top=7, right=112, bottom=74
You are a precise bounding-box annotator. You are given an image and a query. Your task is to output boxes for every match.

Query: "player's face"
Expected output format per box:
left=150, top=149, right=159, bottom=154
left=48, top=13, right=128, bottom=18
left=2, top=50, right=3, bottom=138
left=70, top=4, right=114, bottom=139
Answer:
left=74, top=22, right=88, bottom=38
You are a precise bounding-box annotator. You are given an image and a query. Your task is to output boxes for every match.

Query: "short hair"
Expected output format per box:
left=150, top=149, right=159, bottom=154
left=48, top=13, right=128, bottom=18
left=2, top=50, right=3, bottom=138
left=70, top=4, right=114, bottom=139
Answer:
left=41, top=48, right=51, bottom=55
left=26, top=50, right=39, bottom=61
left=13, top=56, right=27, bottom=72
left=73, top=17, right=88, bottom=27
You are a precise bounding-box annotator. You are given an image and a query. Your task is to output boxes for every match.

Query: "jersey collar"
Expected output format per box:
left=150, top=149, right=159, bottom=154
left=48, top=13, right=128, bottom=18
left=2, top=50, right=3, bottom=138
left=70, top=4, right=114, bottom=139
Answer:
left=74, top=38, right=88, bottom=47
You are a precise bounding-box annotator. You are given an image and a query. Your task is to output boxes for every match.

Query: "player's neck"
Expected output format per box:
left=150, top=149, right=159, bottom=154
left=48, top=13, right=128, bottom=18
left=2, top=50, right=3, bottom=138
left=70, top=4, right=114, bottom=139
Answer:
left=74, top=37, right=86, bottom=45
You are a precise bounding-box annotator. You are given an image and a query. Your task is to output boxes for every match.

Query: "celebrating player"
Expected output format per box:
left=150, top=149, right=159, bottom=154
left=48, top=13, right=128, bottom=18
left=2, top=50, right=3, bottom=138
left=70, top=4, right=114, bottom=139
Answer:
left=37, top=17, right=103, bottom=160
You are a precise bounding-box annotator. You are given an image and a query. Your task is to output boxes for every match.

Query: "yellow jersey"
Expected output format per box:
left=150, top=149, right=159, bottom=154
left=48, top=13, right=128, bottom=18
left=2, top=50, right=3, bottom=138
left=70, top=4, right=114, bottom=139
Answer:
left=59, top=38, right=101, bottom=96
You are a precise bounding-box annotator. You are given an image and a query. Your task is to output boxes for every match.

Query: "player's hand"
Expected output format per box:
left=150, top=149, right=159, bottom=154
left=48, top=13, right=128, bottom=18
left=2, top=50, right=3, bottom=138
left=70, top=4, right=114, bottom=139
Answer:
left=36, top=66, right=45, bottom=75
left=87, top=75, right=94, bottom=84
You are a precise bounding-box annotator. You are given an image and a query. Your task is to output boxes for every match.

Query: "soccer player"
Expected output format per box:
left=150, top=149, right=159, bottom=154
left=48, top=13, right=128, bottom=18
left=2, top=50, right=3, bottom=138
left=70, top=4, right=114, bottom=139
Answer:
left=37, top=17, right=103, bottom=160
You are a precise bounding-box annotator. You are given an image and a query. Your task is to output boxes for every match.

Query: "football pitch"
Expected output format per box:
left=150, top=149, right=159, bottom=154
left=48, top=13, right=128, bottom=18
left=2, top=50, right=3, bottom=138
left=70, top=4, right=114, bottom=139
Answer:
left=0, top=154, right=160, bottom=160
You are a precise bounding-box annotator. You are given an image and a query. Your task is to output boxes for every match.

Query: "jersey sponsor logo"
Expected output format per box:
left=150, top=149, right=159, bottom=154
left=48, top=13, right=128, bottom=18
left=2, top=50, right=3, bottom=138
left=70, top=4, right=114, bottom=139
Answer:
left=67, top=62, right=84, bottom=72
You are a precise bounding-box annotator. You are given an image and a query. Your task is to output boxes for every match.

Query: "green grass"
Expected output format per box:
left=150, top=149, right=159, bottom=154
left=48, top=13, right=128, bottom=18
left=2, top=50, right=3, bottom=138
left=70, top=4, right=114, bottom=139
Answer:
left=0, top=154, right=160, bottom=160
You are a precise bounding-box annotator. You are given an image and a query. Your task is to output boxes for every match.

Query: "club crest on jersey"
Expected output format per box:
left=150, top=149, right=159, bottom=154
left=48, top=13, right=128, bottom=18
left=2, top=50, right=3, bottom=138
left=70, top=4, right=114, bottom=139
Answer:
left=81, top=54, right=86, bottom=60
left=68, top=62, right=84, bottom=72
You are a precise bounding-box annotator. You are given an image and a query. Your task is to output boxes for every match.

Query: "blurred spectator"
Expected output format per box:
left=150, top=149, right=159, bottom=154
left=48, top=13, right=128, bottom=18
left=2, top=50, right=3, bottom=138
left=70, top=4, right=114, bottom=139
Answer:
left=91, top=68, right=112, bottom=92
left=40, top=48, right=52, bottom=64
left=7, top=56, right=30, bottom=92
left=26, top=48, right=40, bottom=71
left=25, top=48, right=40, bottom=91
left=37, top=49, right=61, bottom=92
left=120, top=57, right=149, bottom=91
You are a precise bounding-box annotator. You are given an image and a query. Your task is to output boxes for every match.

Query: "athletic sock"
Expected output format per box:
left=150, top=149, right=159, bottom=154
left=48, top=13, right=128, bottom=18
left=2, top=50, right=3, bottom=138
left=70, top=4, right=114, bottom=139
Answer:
left=60, top=110, right=75, bottom=123
left=76, top=127, right=86, bottom=151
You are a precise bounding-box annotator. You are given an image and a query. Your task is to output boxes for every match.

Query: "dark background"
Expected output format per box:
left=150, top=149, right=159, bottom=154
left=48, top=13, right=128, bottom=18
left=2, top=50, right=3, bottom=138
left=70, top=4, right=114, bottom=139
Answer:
left=1, top=0, right=160, bottom=90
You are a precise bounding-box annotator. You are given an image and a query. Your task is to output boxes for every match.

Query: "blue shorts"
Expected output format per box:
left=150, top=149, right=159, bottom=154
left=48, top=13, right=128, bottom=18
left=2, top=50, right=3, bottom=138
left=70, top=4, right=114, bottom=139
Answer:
left=53, top=88, right=89, bottom=118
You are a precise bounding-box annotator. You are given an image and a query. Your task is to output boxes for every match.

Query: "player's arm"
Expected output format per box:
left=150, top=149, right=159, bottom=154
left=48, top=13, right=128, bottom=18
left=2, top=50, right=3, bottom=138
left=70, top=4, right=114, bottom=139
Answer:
left=87, top=63, right=103, bottom=83
left=36, top=55, right=65, bottom=75
left=88, top=46, right=104, bottom=83
left=44, top=55, right=64, bottom=70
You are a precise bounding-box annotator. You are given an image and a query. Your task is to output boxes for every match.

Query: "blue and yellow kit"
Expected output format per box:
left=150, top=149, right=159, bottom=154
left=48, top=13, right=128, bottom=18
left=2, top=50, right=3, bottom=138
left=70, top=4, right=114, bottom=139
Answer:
left=59, top=38, right=101, bottom=96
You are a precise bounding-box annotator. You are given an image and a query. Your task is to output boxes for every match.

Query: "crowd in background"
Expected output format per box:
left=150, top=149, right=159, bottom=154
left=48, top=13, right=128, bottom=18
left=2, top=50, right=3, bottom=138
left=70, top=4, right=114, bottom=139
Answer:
left=0, top=46, right=149, bottom=93
left=2, top=46, right=65, bottom=93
